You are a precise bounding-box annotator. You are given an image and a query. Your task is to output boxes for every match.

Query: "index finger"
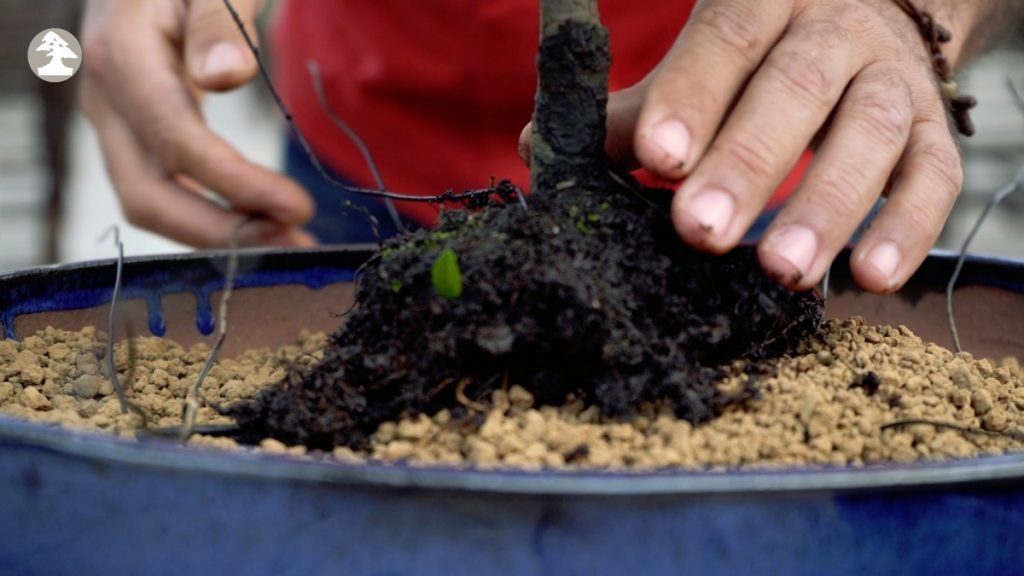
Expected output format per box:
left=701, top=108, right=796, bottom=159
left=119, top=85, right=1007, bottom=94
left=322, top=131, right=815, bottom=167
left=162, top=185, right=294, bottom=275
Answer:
left=99, top=5, right=313, bottom=226
left=634, top=0, right=794, bottom=178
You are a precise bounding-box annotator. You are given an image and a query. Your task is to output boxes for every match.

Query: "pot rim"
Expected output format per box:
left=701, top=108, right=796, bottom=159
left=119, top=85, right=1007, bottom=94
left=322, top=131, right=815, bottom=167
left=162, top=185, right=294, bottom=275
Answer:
left=3, top=413, right=1024, bottom=496
left=2, top=246, right=1023, bottom=496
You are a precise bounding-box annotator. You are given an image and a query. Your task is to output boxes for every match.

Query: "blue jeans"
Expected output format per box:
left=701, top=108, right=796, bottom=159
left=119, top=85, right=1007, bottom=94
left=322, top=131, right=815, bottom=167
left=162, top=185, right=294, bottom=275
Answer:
left=285, top=137, right=412, bottom=244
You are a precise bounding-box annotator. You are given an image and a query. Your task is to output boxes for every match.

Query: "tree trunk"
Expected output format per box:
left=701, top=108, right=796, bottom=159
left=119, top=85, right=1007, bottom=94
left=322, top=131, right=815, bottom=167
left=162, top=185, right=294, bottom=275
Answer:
left=529, top=0, right=611, bottom=195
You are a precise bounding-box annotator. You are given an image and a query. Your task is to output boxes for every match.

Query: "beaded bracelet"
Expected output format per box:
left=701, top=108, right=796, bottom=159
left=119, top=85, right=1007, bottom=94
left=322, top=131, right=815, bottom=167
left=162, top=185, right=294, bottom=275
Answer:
left=891, top=0, right=977, bottom=136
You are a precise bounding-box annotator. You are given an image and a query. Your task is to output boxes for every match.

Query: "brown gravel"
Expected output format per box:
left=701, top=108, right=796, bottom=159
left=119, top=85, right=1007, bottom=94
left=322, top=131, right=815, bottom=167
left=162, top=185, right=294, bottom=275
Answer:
left=1, top=319, right=1022, bottom=470
left=0, top=326, right=325, bottom=439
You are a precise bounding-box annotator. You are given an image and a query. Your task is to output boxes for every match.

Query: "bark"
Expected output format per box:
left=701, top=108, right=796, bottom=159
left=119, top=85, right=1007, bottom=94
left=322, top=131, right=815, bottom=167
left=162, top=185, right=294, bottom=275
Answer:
left=530, top=0, right=611, bottom=194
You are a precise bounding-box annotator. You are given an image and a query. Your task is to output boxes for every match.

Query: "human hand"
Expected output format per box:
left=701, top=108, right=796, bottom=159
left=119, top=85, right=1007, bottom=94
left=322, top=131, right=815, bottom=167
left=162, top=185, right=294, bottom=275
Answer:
left=80, top=0, right=315, bottom=248
left=525, top=0, right=986, bottom=293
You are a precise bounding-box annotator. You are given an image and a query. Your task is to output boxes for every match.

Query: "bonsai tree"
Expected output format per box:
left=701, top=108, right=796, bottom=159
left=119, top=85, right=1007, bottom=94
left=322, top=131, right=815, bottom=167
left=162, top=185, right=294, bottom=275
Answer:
left=35, top=31, right=78, bottom=77
left=226, top=0, right=821, bottom=450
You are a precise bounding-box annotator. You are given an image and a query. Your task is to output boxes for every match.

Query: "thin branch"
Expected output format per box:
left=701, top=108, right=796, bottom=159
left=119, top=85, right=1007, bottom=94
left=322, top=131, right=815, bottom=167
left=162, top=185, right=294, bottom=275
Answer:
left=947, top=177, right=1023, bottom=352
left=946, top=80, right=1024, bottom=352
left=881, top=418, right=1024, bottom=442
left=340, top=199, right=383, bottom=247
left=307, top=60, right=404, bottom=234
left=1008, top=77, right=1024, bottom=117
left=98, top=226, right=149, bottom=424
left=179, top=220, right=246, bottom=441
left=99, top=226, right=129, bottom=414
left=220, top=0, right=500, bottom=206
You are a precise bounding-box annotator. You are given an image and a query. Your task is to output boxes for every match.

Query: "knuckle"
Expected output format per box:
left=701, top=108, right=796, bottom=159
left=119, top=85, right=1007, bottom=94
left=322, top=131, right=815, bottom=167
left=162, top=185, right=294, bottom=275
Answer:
left=716, top=131, right=779, bottom=182
left=764, top=48, right=835, bottom=110
left=188, top=2, right=228, bottom=31
left=833, top=2, right=879, bottom=37
left=849, top=81, right=912, bottom=149
left=692, top=2, right=764, bottom=64
left=150, top=125, right=190, bottom=173
left=894, top=193, right=949, bottom=240
left=807, top=163, right=866, bottom=223
left=122, top=199, right=158, bottom=231
left=187, top=1, right=249, bottom=47
left=793, top=18, right=849, bottom=51
left=915, top=140, right=964, bottom=197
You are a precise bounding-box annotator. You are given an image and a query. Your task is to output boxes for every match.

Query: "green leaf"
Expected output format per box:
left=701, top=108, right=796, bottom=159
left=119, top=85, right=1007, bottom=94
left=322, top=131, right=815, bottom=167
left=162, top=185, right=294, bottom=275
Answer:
left=431, top=248, right=463, bottom=299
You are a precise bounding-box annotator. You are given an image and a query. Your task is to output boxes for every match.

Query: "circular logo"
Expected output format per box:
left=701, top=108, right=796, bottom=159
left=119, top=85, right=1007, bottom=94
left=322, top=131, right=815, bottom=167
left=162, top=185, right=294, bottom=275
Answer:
left=28, top=28, right=83, bottom=83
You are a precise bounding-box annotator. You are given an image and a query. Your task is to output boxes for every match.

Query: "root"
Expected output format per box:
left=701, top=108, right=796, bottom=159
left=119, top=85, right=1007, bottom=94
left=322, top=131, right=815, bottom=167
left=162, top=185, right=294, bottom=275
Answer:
left=179, top=219, right=245, bottom=441
left=881, top=418, right=1024, bottom=443
left=455, top=378, right=489, bottom=413
left=98, top=226, right=148, bottom=424
left=946, top=79, right=1024, bottom=352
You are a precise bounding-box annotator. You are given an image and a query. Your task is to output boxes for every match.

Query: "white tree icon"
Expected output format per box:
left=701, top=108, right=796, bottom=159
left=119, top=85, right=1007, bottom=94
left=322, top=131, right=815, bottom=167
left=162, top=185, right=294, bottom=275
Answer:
left=35, top=31, right=78, bottom=77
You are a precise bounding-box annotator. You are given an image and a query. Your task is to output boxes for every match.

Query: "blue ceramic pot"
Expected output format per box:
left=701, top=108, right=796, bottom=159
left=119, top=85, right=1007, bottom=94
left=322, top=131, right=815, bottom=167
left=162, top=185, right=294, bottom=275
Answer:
left=1, top=247, right=1022, bottom=576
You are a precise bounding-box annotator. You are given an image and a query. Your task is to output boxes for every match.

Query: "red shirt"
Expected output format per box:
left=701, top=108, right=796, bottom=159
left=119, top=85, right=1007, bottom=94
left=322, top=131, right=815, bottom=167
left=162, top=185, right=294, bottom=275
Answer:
left=274, top=1, right=803, bottom=226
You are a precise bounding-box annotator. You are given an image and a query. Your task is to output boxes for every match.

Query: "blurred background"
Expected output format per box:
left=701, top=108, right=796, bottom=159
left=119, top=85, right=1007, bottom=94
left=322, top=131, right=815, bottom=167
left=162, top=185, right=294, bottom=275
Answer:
left=0, top=2, right=1021, bottom=273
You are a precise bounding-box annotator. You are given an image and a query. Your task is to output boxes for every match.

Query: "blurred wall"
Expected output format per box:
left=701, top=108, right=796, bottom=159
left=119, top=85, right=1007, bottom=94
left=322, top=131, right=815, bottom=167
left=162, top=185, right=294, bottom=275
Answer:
left=942, top=47, right=1024, bottom=256
left=0, top=1, right=80, bottom=271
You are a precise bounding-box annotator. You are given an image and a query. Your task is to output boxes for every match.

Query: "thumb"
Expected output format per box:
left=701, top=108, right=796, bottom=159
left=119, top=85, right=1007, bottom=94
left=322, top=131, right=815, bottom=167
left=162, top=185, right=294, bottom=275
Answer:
left=185, top=0, right=263, bottom=91
left=603, top=84, right=647, bottom=170
left=517, top=85, right=647, bottom=170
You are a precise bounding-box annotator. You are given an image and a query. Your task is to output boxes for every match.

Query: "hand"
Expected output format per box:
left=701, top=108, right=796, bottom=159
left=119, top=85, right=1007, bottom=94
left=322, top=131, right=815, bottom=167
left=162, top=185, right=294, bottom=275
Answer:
left=80, top=0, right=315, bottom=248
left=526, top=0, right=983, bottom=293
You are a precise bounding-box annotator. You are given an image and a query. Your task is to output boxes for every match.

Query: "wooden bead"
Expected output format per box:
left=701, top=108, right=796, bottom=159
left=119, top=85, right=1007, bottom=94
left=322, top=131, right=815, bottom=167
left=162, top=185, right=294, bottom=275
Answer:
left=940, top=80, right=959, bottom=99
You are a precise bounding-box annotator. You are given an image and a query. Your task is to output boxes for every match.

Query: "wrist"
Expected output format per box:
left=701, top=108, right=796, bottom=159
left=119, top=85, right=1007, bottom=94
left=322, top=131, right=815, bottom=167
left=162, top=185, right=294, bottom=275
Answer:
left=919, top=0, right=1003, bottom=67
left=891, top=0, right=982, bottom=135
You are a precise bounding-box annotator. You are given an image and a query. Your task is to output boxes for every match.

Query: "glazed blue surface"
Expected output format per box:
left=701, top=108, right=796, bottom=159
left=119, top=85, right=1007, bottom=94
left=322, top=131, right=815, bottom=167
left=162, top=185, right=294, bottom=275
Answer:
left=0, top=249, right=360, bottom=340
left=2, top=426, right=1024, bottom=576
left=1, top=247, right=1023, bottom=575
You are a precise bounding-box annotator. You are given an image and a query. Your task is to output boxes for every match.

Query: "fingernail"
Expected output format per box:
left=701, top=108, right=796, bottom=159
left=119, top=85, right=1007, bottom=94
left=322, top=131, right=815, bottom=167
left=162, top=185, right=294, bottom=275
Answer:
left=684, top=189, right=735, bottom=235
left=202, top=42, right=246, bottom=79
left=647, top=120, right=691, bottom=170
left=768, top=226, right=818, bottom=277
left=865, top=241, right=901, bottom=287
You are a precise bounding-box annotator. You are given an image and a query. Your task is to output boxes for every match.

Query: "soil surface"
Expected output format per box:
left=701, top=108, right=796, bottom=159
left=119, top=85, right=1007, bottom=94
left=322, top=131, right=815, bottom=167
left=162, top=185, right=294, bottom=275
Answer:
left=2, top=322, right=1023, bottom=470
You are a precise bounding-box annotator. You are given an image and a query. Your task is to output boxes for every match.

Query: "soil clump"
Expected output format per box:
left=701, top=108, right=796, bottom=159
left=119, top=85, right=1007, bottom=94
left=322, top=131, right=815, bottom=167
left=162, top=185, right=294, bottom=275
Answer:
left=227, top=192, right=822, bottom=451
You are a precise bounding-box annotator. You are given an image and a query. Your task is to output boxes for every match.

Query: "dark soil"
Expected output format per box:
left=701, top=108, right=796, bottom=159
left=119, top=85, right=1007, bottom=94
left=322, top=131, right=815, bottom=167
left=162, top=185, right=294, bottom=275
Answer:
left=226, top=2, right=822, bottom=450
left=229, top=179, right=822, bottom=450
